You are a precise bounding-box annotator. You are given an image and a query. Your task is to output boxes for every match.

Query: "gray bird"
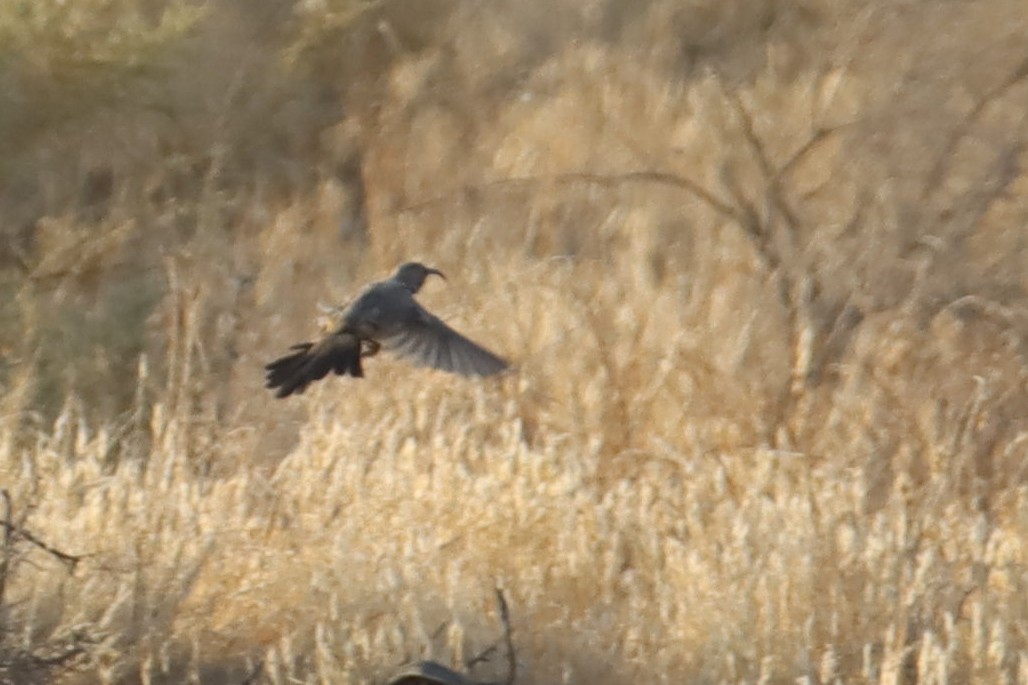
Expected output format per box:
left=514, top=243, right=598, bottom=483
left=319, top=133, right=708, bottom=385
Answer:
left=265, top=262, right=509, bottom=398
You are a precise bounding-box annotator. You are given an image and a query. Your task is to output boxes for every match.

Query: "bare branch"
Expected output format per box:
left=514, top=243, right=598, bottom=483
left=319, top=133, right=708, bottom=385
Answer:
left=923, top=54, right=1028, bottom=199
left=0, top=492, right=84, bottom=573
left=778, top=125, right=849, bottom=182
left=0, top=522, right=84, bottom=572
left=398, top=170, right=742, bottom=224
left=726, top=92, right=802, bottom=235
left=719, top=164, right=766, bottom=254
left=463, top=588, right=517, bottom=685
left=937, top=142, right=1025, bottom=251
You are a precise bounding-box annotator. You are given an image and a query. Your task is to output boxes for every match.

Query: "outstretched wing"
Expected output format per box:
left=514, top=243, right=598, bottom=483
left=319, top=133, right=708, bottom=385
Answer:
left=381, top=307, right=508, bottom=377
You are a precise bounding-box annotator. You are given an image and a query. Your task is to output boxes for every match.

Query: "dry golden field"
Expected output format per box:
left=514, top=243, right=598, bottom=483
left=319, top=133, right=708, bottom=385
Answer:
left=2, top=1, right=1028, bottom=683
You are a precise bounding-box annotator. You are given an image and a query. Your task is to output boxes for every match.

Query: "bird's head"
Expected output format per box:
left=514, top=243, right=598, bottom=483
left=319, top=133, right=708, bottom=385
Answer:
left=394, top=262, right=446, bottom=293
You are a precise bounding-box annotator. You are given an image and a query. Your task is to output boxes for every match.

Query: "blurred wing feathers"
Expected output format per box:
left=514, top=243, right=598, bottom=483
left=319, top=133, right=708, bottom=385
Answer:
left=383, top=314, right=508, bottom=377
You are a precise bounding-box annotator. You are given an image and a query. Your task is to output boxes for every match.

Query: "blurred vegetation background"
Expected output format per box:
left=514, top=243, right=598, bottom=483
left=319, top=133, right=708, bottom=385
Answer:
left=1, top=0, right=1028, bottom=683
left=3, top=0, right=1028, bottom=429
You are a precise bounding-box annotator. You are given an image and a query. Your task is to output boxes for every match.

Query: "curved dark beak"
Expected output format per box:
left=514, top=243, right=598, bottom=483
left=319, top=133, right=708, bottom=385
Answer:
left=427, top=267, right=447, bottom=281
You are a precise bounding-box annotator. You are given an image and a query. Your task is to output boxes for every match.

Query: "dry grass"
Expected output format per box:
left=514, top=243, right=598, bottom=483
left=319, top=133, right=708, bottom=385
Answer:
left=2, top=0, right=1028, bottom=683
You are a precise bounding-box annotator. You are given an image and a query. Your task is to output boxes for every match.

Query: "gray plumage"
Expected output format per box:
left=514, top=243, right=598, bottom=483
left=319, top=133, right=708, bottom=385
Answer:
left=265, top=262, right=508, bottom=398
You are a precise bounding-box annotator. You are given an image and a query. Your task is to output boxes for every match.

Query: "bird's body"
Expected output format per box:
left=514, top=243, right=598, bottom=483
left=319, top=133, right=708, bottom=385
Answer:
left=265, top=263, right=508, bottom=397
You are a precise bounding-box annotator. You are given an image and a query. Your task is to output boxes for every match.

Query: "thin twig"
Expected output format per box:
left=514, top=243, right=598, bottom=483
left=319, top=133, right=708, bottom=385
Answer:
left=464, top=588, right=517, bottom=685
left=0, top=490, right=11, bottom=613
left=495, top=588, right=515, bottom=685
left=0, top=518, right=84, bottom=572
left=777, top=124, right=848, bottom=181
left=923, top=54, right=1028, bottom=199
left=0, top=632, right=95, bottom=679
left=465, top=645, right=498, bottom=669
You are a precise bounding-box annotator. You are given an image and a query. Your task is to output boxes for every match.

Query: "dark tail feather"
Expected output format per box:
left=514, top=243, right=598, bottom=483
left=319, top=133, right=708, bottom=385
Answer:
left=265, top=334, right=363, bottom=398
left=331, top=347, right=363, bottom=377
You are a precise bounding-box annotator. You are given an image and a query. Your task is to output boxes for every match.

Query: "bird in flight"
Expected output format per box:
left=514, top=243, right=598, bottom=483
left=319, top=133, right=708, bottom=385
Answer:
left=265, top=262, right=509, bottom=398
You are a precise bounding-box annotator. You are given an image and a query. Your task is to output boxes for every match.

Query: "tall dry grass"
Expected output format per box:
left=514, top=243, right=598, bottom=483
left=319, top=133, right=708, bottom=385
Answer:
left=1, top=0, right=1028, bottom=683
